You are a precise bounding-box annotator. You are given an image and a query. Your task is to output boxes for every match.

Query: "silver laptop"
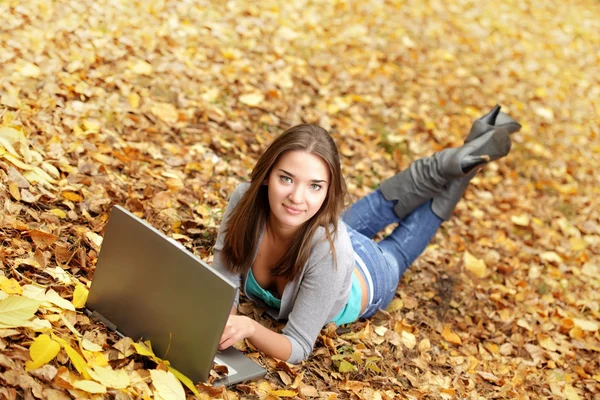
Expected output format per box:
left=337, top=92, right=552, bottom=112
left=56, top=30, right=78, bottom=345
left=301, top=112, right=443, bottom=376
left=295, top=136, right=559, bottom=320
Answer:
left=86, top=205, right=266, bottom=386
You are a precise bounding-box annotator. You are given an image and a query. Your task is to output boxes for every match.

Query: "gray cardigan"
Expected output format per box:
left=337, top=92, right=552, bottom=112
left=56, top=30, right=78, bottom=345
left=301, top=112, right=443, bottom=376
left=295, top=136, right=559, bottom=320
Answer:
left=211, top=183, right=355, bottom=363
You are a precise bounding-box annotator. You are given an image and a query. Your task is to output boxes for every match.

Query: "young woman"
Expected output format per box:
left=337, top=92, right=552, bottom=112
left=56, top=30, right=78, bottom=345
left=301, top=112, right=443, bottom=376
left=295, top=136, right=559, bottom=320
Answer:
left=211, top=106, right=521, bottom=364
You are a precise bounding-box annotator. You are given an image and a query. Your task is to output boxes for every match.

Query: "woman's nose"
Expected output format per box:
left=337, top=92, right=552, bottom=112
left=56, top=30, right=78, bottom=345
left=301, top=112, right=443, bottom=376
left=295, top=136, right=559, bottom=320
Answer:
left=288, top=186, right=303, bottom=204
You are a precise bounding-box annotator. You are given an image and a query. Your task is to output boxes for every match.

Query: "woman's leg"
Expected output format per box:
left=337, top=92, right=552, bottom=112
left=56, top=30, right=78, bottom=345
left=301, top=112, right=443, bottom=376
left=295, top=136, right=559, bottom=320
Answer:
left=342, top=188, right=403, bottom=238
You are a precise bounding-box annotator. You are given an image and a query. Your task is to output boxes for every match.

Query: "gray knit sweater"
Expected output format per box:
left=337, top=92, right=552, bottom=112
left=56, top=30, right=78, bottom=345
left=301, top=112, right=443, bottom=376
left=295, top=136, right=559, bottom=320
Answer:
left=211, top=183, right=355, bottom=363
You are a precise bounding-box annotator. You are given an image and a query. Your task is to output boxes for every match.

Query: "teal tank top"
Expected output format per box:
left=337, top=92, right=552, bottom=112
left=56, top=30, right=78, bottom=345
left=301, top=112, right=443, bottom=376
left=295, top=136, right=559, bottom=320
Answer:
left=246, top=269, right=362, bottom=325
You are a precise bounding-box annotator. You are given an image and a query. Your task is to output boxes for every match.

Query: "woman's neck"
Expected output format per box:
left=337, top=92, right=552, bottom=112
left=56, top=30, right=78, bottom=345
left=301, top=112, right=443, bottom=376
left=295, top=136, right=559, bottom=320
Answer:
left=266, top=216, right=299, bottom=244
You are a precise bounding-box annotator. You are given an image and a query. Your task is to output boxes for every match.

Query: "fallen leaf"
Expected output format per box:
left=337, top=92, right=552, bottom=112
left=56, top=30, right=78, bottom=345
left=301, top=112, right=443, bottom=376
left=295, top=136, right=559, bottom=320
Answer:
left=72, top=285, right=89, bottom=309
left=45, top=289, right=75, bottom=311
left=88, top=365, right=129, bottom=389
left=463, top=251, right=487, bottom=278
left=151, top=103, right=179, bottom=124
left=239, top=92, right=264, bottom=107
left=401, top=331, right=417, bottom=349
left=0, top=296, right=40, bottom=326
left=168, top=366, right=200, bottom=397
left=338, top=360, right=357, bottom=373
left=64, top=343, right=92, bottom=379
left=511, top=214, right=530, bottom=226
left=72, top=380, right=107, bottom=394
left=269, top=390, right=297, bottom=397
left=150, top=369, right=185, bottom=400
left=25, top=334, right=61, bottom=371
left=441, top=324, right=462, bottom=345
left=29, top=230, right=58, bottom=249
left=573, top=318, right=599, bottom=332
left=0, top=277, right=23, bottom=295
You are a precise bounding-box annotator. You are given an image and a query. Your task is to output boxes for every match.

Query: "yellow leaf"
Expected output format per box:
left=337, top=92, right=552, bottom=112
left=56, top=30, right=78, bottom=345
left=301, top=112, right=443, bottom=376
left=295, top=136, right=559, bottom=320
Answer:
left=338, top=360, right=356, bottom=373
left=21, top=285, right=47, bottom=301
left=62, top=191, right=83, bottom=202
left=539, top=336, right=558, bottom=352
left=85, top=231, right=103, bottom=250
left=129, top=93, right=141, bottom=108
left=168, top=366, right=200, bottom=397
left=151, top=103, right=179, bottom=124
left=418, top=338, right=431, bottom=352
left=132, top=60, right=153, bottom=75
left=563, top=384, right=582, bottom=400
left=2, top=153, right=33, bottom=170
left=569, top=237, right=587, bottom=252
left=540, top=251, right=563, bottom=264
left=0, top=136, right=21, bottom=157
left=81, top=338, right=103, bottom=352
left=573, top=318, right=599, bottom=332
left=73, top=380, right=107, bottom=394
left=90, top=352, right=109, bottom=367
left=0, top=296, right=40, bottom=326
left=401, top=331, right=416, bottom=349
left=463, top=251, right=487, bottom=278
left=385, top=298, right=403, bottom=312
left=20, top=63, right=41, bottom=78
left=133, top=342, right=157, bottom=358
left=269, top=390, right=298, bottom=397
left=48, top=209, right=67, bottom=218
left=441, top=324, right=462, bottom=345
left=50, top=333, right=69, bottom=347
left=0, top=277, right=23, bottom=295
left=45, top=289, right=75, bottom=311
left=25, top=334, right=61, bottom=371
left=0, top=126, right=26, bottom=144
left=239, top=92, right=264, bottom=107
left=72, top=285, right=89, bottom=309
left=64, top=343, right=92, bottom=379
left=511, top=214, right=530, bottom=227
left=88, top=365, right=130, bottom=389
left=150, top=369, right=185, bottom=400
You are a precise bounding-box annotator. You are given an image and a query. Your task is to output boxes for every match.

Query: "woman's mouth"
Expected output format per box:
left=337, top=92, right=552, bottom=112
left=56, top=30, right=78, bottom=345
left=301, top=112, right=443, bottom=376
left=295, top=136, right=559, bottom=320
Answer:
left=283, top=205, right=304, bottom=215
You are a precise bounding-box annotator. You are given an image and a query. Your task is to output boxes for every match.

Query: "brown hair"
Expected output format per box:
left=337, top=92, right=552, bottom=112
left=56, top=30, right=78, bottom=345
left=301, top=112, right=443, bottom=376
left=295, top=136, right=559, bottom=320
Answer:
left=220, top=124, right=347, bottom=281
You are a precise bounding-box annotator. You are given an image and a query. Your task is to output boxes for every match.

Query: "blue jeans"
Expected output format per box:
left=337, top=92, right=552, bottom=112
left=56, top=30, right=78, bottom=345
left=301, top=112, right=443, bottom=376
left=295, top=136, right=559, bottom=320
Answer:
left=342, top=189, right=443, bottom=318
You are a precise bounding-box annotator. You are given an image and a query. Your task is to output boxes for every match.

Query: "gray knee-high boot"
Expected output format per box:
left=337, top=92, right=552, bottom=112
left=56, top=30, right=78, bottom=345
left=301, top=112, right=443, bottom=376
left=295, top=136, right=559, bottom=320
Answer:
left=431, top=106, right=522, bottom=220
left=380, top=127, right=512, bottom=219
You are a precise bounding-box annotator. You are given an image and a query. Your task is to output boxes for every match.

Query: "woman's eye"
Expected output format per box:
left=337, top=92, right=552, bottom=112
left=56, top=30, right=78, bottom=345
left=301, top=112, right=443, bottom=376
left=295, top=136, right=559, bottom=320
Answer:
left=280, top=176, right=292, bottom=183
left=311, top=184, right=322, bottom=191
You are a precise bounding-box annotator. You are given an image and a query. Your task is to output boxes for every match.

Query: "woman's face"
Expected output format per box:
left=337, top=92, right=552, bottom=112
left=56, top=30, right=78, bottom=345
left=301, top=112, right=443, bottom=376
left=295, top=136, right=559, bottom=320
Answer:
left=266, top=150, right=330, bottom=232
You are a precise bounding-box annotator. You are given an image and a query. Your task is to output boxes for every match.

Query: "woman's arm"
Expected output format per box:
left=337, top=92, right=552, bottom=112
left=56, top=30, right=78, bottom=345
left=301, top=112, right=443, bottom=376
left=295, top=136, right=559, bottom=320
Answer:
left=218, top=315, right=292, bottom=361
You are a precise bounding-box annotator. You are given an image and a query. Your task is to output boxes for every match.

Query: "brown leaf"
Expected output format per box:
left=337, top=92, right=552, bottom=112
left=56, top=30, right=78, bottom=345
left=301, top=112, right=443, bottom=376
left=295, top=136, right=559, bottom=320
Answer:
left=28, top=230, right=58, bottom=249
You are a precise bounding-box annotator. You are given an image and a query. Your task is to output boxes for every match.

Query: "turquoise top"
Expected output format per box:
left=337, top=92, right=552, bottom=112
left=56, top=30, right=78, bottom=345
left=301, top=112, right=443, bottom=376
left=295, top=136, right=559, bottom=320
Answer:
left=246, top=269, right=282, bottom=309
left=246, top=269, right=362, bottom=326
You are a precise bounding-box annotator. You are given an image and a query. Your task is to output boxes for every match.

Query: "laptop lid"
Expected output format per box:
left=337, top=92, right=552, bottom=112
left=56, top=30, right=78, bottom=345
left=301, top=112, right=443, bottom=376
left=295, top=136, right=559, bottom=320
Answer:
left=86, top=205, right=237, bottom=383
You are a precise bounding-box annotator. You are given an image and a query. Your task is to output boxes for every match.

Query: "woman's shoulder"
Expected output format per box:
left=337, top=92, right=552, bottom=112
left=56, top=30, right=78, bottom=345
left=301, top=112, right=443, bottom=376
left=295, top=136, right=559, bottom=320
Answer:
left=230, top=181, right=251, bottom=202
left=222, top=181, right=251, bottom=211
left=309, top=221, right=353, bottom=266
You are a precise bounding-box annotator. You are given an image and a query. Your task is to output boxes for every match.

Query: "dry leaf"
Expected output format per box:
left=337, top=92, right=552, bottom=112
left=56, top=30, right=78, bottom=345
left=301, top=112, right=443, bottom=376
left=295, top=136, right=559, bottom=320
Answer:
left=441, top=325, right=462, bottom=345
left=463, top=251, right=487, bottom=278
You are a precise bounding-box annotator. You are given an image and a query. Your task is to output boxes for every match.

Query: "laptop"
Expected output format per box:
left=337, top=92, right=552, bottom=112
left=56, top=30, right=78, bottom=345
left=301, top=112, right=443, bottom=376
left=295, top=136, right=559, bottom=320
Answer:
left=85, top=205, right=266, bottom=386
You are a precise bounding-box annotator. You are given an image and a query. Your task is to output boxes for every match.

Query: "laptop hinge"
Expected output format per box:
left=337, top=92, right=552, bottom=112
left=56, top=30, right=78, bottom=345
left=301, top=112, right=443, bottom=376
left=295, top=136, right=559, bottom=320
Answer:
left=85, top=309, right=125, bottom=338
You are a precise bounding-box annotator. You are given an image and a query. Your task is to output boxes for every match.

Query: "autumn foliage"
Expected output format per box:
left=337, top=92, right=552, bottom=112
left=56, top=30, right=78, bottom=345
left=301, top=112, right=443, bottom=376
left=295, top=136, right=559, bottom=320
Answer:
left=0, top=0, right=598, bottom=399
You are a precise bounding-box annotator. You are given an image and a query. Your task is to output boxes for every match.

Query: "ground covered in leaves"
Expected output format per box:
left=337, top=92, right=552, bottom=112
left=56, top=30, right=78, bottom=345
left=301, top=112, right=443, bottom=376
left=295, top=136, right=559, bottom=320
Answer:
left=0, top=0, right=599, bottom=398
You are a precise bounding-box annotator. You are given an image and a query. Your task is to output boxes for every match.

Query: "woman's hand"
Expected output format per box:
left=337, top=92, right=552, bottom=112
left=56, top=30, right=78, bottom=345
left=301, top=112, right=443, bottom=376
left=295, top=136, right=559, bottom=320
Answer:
left=218, top=315, right=256, bottom=350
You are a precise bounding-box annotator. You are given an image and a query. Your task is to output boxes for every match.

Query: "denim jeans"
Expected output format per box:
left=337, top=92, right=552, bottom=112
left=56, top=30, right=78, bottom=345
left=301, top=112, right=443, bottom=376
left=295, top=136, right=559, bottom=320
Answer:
left=342, top=189, right=443, bottom=318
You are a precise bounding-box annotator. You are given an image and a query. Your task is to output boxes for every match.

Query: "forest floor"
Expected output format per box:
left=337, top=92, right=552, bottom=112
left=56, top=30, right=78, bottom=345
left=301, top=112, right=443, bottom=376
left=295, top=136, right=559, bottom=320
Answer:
left=0, top=0, right=599, bottom=399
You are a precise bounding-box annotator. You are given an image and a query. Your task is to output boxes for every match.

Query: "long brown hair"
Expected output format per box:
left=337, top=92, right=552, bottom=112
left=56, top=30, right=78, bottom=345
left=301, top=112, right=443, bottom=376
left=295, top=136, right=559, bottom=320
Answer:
left=220, top=124, right=347, bottom=281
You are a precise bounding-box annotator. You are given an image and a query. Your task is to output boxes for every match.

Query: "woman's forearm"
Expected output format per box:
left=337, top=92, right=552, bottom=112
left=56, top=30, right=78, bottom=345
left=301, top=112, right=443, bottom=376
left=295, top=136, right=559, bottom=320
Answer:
left=247, top=319, right=292, bottom=361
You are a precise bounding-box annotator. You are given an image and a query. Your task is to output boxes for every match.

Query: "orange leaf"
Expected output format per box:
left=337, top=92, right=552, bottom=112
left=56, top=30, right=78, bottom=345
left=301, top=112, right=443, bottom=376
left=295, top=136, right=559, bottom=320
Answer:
left=441, top=324, right=462, bottom=345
